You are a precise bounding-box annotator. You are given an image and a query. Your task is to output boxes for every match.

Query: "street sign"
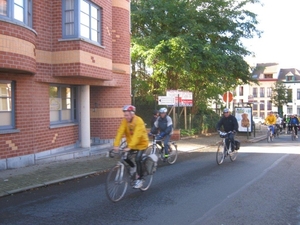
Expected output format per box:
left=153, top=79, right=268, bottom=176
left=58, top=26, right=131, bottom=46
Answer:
left=222, top=92, right=233, bottom=102
left=158, top=96, right=175, bottom=105
left=167, top=90, right=193, bottom=107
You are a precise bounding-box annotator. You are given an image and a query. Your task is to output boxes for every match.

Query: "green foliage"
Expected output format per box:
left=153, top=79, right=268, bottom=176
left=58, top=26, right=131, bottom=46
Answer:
left=271, top=81, right=289, bottom=107
left=131, top=0, right=262, bottom=114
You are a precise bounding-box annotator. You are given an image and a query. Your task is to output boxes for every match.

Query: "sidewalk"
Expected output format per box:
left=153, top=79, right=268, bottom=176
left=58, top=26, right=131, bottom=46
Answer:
left=0, top=129, right=266, bottom=198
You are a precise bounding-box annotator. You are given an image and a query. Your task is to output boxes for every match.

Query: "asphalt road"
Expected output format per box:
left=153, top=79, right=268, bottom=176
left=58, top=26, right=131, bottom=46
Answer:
left=0, top=133, right=299, bottom=225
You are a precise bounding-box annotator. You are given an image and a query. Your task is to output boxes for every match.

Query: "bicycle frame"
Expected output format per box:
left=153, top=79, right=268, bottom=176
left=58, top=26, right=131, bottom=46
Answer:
left=147, top=134, right=178, bottom=164
left=216, top=131, right=237, bottom=165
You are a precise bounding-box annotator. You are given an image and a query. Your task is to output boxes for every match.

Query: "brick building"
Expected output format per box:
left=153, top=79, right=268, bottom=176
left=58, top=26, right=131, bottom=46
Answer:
left=0, top=0, right=131, bottom=170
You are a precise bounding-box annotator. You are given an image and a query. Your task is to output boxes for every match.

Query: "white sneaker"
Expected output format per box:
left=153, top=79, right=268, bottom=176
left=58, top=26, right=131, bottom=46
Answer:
left=130, top=167, right=136, bottom=176
left=133, top=179, right=144, bottom=189
left=228, top=149, right=232, bottom=153
left=296, top=135, right=298, bottom=139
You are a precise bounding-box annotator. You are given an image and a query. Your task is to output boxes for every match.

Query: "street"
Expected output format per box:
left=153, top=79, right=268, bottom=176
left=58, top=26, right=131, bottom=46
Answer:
left=0, top=133, right=300, bottom=225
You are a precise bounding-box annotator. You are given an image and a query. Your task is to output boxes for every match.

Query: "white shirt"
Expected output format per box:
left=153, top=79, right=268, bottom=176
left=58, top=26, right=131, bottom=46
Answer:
left=276, top=117, right=282, bottom=125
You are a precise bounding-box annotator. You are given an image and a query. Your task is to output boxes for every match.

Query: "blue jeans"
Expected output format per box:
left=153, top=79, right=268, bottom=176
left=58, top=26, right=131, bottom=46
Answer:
left=268, top=125, right=275, bottom=135
left=156, top=134, right=171, bottom=154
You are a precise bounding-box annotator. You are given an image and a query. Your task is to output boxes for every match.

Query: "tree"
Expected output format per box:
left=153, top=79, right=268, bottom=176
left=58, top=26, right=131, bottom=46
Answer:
left=271, top=81, right=289, bottom=116
left=131, top=0, right=262, bottom=114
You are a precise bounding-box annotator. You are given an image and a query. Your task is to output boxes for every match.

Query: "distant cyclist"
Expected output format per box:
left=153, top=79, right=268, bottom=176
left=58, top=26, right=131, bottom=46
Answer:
left=288, top=114, right=299, bottom=138
left=265, top=111, right=276, bottom=136
left=216, top=108, right=238, bottom=153
left=150, top=107, right=173, bottom=160
left=275, top=114, right=283, bottom=133
left=113, top=105, right=149, bottom=188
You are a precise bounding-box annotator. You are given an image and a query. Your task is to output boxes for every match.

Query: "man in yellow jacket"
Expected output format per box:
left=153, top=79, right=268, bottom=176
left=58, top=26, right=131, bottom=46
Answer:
left=113, top=105, right=149, bottom=189
left=265, top=111, right=277, bottom=135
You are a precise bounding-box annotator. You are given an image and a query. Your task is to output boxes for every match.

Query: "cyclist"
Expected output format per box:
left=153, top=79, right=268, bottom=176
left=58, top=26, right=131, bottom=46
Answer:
left=265, top=111, right=276, bottom=136
left=288, top=114, right=299, bottom=138
left=150, top=109, right=159, bottom=128
left=275, top=114, right=283, bottom=133
left=150, top=107, right=173, bottom=161
left=216, top=108, right=238, bottom=153
left=113, top=105, right=149, bottom=189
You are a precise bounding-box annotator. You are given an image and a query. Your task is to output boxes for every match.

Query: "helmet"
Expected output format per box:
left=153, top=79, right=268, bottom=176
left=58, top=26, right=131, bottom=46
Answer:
left=159, top=107, right=167, bottom=113
left=223, top=108, right=229, bottom=113
left=122, top=105, right=136, bottom=112
left=153, top=110, right=159, bottom=115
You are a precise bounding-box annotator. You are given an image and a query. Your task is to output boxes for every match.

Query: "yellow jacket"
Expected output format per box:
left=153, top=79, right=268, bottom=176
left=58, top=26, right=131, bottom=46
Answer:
left=113, top=115, right=149, bottom=150
left=265, top=114, right=276, bottom=125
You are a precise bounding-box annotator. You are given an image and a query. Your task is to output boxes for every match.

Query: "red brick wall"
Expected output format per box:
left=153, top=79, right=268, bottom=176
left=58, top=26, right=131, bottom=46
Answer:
left=0, top=0, right=130, bottom=160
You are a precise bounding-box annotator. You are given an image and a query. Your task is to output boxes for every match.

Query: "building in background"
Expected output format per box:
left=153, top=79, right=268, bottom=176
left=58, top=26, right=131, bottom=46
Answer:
left=0, top=0, right=131, bottom=170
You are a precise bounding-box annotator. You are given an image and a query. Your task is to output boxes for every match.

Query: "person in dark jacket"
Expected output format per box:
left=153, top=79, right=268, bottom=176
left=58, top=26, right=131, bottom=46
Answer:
left=288, top=114, right=299, bottom=138
left=150, top=107, right=173, bottom=159
left=150, top=110, right=159, bottom=128
left=216, top=108, right=239, bottom=152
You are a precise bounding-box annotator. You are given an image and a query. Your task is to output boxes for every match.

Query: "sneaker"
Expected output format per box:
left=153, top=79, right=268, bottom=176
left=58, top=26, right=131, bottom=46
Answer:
left=228, top=149, right=232, bottom=154
left=296, top=135, right=298, bottom=138
left=163, top=154, right=169, bottom=162
left=130, top=167, right=136, bottom=176
left=133, top=179, right=144, bottom=189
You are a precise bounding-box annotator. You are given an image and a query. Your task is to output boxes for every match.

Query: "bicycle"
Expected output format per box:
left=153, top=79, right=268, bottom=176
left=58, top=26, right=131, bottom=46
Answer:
left=216, top=131, right=238, bottom=165
left=105, top=147, right=157, bottom=202
left=146, top=134, right=178, bottom=164
left=274, top=124, right=280, bottom=138
left=267, top=125, right=275, bottom=143
left=290, top=124, right=298, bottom=141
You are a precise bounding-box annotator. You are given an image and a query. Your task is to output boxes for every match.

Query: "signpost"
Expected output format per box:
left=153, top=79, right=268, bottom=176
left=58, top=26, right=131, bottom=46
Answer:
left=158, top=90, right=193, bottom=130
left=158, top=96, right=175, bottom=105
left=222, top=91, right=233, bottom=109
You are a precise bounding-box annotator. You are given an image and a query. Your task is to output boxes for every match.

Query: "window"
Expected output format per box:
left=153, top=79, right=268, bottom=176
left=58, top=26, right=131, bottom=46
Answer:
left=49, top=85, right=78, bottom=125
left=287, top=106, right=292, bottom=115
left=287, top=89, right=292, bottom=103
left=267, top=101, right=272, bottom=110
left=239, top=86, right=243, bottom=96
left=0, top=80, right=15, bottom=129
left=260, top=87, right=265, bottom=97
left=62, top=0, right=101, bottom=44
left=260, top=100, right=265, bottom=110
left=286, top=76, right=294, bottom=81
left=253, top=87, right=257, bottom=97
left=264, top=74, right=273, bottom=79
left=0, top=0, right=32, bottom=27
left=267, top=87, right=272, bottom=97
left=253, top=100, right=258, bottom=110
left=297, top=89, right=300, bottom=100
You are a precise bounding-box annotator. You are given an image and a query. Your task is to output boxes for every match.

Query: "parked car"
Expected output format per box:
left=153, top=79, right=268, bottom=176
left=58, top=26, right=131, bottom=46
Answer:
left=253, top=116, right=265, bottom=124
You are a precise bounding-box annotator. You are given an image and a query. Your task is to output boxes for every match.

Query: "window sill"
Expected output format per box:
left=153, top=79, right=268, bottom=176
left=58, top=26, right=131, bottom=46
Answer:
left=58, top=38, right=105, bottom=49
left=49, top=123, right=78, bottom=129
left=0, top=129, right=20, bottom=134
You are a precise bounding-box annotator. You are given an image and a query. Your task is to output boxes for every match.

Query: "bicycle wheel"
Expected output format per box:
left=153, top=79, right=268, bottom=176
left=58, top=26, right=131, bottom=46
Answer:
left=139, top=174, right=153, bottom=191
left=267, top=130, right=271, bottom=143
left=167, top=143, right=178, bottom=165
left=105, top=164, right=128, bottom=202
left=145, top=145, right=153, bottom=155
left=291, top=132, right=295, bottom=141
left=230, top=149, right=238, bottom=162
left=216, top=142, right=225, bottom=165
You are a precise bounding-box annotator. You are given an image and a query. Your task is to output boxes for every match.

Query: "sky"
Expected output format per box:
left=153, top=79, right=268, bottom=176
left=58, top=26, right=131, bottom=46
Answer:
left=243, top=0, right=300, bottom=69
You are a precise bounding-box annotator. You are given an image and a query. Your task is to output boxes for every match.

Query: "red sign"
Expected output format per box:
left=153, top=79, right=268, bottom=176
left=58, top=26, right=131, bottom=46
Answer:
left=223, top=92, right=233, bottom=102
